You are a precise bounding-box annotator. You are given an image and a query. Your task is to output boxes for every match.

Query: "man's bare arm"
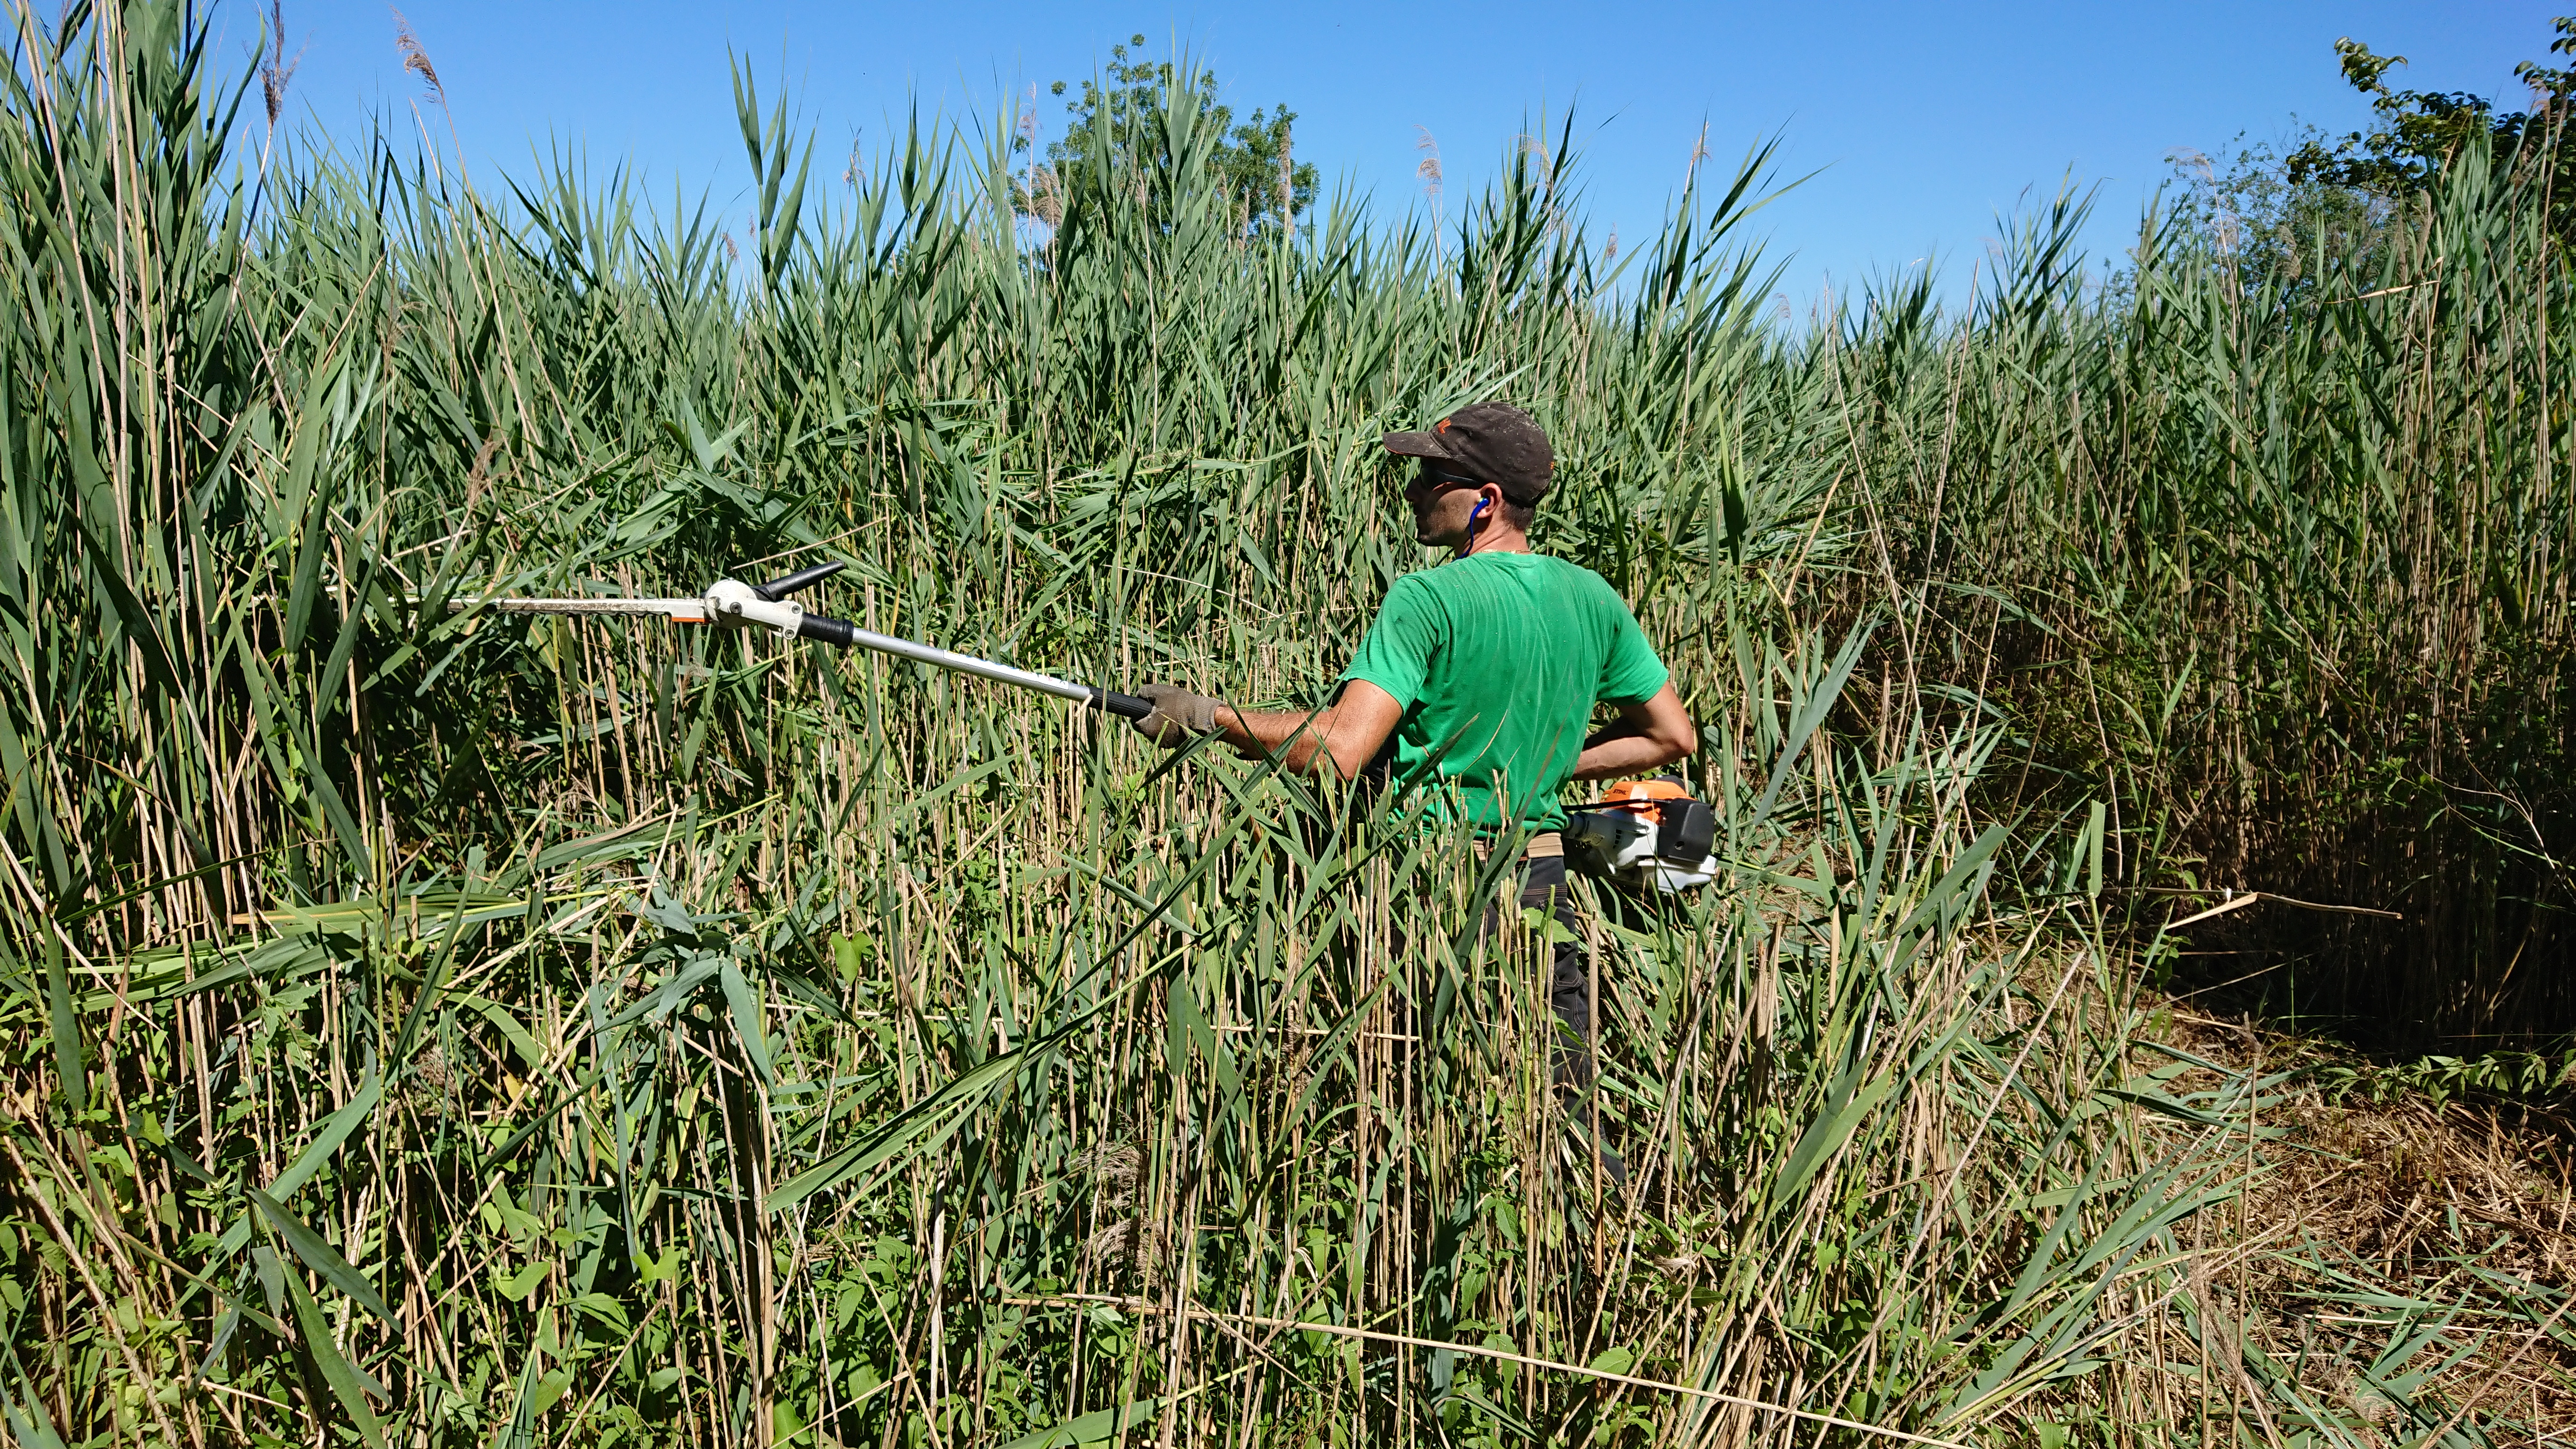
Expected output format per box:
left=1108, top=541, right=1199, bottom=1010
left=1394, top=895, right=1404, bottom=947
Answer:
left=1572, top=681, right=1697, bottom=781
left=1211, top=680, right=1405, bottom=780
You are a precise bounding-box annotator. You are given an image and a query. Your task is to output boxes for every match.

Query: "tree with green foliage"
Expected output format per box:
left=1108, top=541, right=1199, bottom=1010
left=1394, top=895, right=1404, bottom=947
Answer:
left=2152, top=17, right=2576, bottom=294
left=1013, top=34, right=1318, bottom=237
left=2288, top=16, right=2576, bottom=227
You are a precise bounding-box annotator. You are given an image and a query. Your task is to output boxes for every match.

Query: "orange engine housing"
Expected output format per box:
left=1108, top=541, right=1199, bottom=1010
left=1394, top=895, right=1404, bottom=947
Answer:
left=1601, top=776, right=1693, bottom=815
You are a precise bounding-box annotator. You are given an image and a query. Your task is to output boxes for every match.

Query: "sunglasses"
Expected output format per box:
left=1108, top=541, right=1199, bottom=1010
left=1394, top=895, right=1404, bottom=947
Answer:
left=1412, top=461, right=1489, bottom=491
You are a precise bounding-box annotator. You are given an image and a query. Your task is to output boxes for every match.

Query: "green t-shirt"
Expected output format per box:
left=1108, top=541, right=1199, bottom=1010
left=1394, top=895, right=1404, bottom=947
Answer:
left=1337, top=552, right=1669, bottom=833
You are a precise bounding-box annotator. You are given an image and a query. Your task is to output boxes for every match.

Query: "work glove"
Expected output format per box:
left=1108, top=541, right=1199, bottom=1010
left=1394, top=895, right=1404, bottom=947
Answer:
left=1132, top=682, right=1224, bottom=747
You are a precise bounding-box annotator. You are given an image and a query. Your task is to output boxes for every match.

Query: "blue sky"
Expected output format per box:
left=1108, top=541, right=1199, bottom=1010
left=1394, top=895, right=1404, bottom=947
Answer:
left=222, top=0, right=2551, bottom=303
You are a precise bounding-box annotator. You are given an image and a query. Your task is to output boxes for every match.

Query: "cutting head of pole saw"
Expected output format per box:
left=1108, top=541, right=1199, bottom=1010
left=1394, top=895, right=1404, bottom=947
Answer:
left=703, top=560, right=862, bottom=646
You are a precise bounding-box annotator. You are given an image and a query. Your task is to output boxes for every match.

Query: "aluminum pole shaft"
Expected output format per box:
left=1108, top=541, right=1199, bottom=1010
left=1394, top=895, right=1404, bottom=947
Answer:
left=842, top=625, right=1096, bottom=703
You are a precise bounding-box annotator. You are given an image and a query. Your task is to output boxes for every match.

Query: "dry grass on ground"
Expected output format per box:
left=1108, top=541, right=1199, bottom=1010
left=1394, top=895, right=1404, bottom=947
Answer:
left=2154, top=1006, right=2576, bottom=1434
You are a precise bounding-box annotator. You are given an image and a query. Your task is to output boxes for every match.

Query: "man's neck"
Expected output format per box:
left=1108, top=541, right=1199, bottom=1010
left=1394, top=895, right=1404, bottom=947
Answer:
left=1452, top=530, right=1530, bottom=560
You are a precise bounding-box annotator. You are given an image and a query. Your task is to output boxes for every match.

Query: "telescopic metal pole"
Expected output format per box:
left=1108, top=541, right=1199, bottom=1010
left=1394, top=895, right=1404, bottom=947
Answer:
left=453, top=561, right=1157, bottom=721
left=795, top=614, right=1154, bottom=719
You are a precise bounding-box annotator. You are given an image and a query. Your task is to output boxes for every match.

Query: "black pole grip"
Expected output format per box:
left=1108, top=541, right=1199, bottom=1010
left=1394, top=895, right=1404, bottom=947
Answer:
left=1088, top=687, right=1156, bottom=721
left=797, top=613, right=859, bottom=647
left=754, top=560, right=849, bottom=601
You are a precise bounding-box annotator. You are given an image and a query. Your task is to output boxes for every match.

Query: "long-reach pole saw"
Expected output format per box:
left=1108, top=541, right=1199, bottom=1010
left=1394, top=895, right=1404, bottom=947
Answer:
left=451, top=560, right=1157, bottom=722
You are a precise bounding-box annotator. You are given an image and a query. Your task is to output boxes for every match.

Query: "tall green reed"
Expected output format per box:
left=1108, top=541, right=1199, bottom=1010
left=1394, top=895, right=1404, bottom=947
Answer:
left=0, top=4, right=2559, bottom=1445
left=1856, top=167, right=2571, bottom=1046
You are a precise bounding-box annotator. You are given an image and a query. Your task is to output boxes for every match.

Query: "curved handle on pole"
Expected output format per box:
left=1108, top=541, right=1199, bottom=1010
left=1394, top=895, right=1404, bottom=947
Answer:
left=754, top=560, right=848, bottom=602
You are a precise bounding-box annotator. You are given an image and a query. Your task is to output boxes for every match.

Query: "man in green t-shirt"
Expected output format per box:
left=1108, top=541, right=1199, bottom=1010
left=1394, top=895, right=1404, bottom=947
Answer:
left=1129, top=402, right=1696, bottom=1162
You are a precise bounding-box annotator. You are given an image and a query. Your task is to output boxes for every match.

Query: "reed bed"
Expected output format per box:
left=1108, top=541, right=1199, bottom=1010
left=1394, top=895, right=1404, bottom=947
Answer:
left=0, top=4, right=2567, bottom=1445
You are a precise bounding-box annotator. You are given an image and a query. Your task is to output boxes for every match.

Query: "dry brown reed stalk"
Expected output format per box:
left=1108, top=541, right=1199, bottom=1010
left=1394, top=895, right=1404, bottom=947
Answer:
left=1009, top=1291, right=1985, bottom=1448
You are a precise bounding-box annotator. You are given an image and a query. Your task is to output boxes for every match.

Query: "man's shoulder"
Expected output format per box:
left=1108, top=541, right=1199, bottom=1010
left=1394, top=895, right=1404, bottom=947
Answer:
left=1376, top=567, right=1445, bottom=610
left=1534, top=553, right=1612, bottom=584
left=1508, top=553, right=1625, bottom=604
left=1399, top=553, right=1622, bottom=602
left=1437, top=551, right=1600, bottom=580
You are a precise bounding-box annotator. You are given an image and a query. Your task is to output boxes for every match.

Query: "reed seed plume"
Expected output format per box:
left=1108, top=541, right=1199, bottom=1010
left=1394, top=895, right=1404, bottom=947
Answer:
left=388, top=6, right=442, bottom=106
left=1275, top=117, right=1293, bottom=233
left=259, top=0, right=299, bottom=130
left=1030, top=161, right=1061, bottom=226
